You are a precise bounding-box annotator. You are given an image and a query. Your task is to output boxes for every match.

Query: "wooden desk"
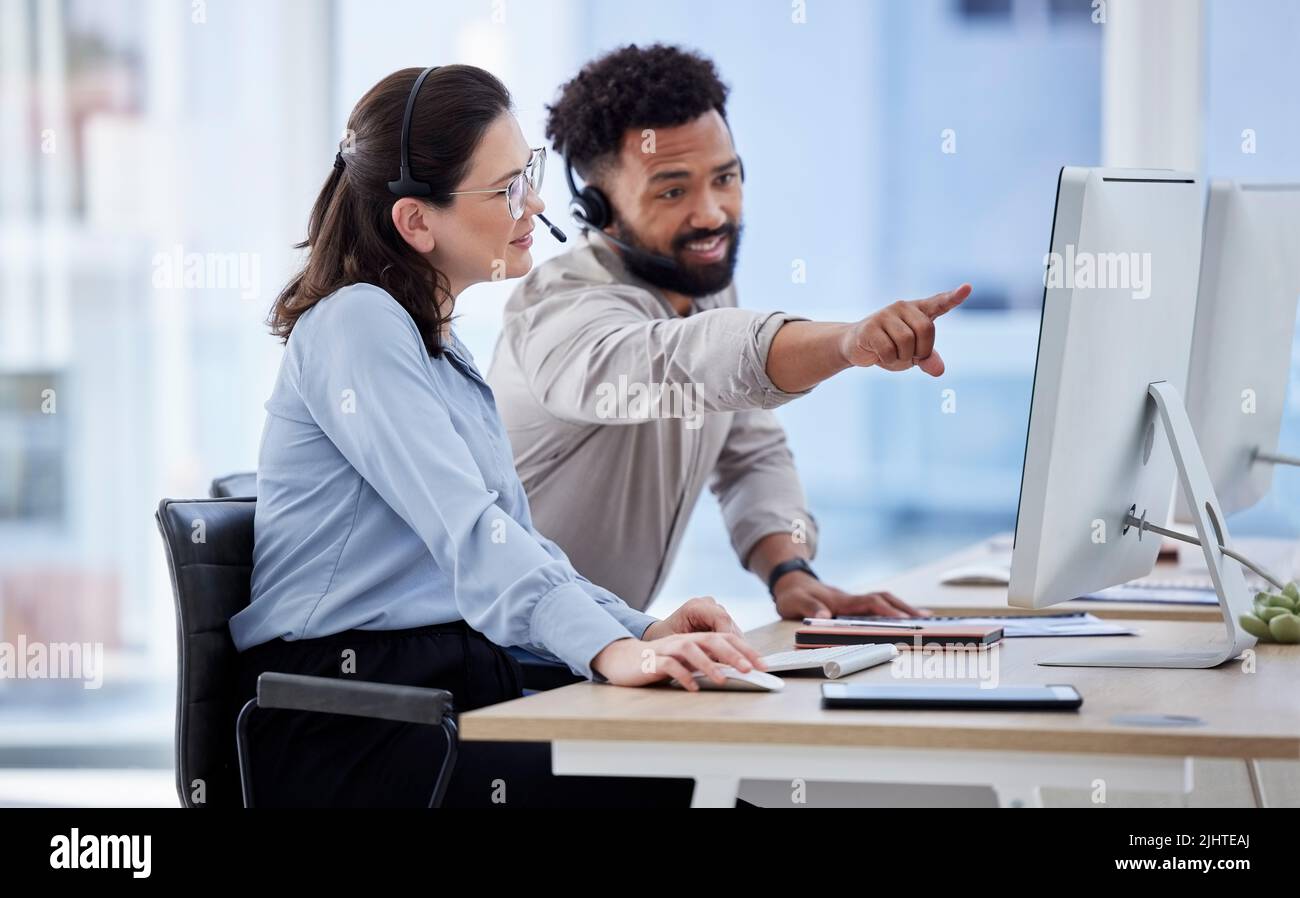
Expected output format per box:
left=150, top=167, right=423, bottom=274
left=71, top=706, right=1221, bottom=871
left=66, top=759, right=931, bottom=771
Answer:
left=879, top=537, right=1225, bottom=622
left=463, top=618, right=1300, bottom=807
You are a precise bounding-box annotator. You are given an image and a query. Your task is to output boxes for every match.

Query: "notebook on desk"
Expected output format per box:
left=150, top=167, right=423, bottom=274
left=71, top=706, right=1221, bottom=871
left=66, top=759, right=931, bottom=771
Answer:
left=795, top=625, right=1003, bottom=649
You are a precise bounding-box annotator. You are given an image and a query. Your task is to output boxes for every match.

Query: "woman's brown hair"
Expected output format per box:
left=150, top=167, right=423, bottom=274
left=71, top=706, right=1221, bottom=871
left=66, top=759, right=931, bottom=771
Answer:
left=270, top=65, right=512, bottom=356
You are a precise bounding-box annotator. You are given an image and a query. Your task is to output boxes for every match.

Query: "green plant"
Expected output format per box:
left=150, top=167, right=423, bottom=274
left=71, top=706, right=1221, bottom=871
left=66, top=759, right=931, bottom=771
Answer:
left=1239, top=584, right=1300, bottom=643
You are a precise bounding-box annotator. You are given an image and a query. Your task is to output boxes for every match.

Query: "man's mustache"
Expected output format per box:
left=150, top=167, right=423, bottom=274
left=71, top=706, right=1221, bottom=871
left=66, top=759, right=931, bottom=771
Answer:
left=671, top=222, right=738, bottom=255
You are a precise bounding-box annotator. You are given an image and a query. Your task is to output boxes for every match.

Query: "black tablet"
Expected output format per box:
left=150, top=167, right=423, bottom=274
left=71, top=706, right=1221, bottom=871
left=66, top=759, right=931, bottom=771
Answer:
left=821, top=683, right=1082, bottom=711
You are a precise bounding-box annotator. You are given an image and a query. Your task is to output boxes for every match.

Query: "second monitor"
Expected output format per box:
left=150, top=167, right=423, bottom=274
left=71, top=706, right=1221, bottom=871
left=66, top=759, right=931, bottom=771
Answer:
left=1179, top=180, right=1300, bottom=518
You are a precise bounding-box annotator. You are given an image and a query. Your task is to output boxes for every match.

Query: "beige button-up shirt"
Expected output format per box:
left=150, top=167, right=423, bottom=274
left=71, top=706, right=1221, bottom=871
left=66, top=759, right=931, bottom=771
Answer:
left=486, top=235, right=820, bottom=611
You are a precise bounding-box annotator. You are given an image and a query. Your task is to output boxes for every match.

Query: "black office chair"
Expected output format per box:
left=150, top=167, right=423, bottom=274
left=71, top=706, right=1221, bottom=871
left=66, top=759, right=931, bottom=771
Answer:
left=209, top=471, right=257, bottom=499
left=155, top=497, right=458, bottom=807
left=508, top=647, right=583, bottom=692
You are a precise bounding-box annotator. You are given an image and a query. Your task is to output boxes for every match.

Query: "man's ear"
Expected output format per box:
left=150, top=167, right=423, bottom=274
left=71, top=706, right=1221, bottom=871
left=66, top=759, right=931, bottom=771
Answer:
left=390, top=198, right=437, bottom=254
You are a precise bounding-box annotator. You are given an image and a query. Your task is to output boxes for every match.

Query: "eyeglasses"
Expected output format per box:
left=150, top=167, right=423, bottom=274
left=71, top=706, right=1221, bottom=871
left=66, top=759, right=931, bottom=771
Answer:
left=447, top=147, right=546, bottom=220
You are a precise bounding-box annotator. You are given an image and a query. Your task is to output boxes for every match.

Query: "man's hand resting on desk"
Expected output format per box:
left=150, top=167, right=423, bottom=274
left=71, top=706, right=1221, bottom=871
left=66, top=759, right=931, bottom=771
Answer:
left=772, top=571, right=929, bottom=620
left=592, top=631, right=765, bottom=691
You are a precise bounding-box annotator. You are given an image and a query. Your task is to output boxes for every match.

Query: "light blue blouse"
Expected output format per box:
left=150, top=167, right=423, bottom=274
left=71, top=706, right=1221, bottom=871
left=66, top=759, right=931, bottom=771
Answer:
left=228, top=283, right=655, bottom=678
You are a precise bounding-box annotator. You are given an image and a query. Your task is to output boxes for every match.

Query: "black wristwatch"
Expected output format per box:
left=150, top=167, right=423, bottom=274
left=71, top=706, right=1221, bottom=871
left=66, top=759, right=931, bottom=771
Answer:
left=767, top=557, right=818, bottom=597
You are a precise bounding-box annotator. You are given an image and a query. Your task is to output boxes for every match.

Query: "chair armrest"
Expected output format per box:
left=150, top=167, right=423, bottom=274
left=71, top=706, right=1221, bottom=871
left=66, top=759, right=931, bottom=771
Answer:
left=506, top=646, right=583, bottom=691
left=256, top=672, right=453, bottom=725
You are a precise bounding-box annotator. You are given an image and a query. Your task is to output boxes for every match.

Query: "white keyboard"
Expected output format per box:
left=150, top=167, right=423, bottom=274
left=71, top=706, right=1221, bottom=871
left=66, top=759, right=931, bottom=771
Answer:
left=761, top=643, right=899, bottom=679
left=1131, top=574, right=1217, bottom=590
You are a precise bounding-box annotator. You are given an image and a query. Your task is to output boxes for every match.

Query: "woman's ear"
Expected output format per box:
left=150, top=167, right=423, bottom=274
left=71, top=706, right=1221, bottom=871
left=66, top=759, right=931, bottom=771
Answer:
left=390, top=198, right=437, bottom=254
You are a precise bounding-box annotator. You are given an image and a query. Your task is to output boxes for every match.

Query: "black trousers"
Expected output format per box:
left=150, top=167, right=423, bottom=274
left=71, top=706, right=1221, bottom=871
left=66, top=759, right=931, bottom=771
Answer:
left=235, top=621, right=694, bottom=807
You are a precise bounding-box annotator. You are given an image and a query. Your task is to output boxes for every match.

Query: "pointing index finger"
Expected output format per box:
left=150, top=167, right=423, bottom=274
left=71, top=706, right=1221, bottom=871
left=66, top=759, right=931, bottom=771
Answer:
left=915, top=283, right=972, bottom=319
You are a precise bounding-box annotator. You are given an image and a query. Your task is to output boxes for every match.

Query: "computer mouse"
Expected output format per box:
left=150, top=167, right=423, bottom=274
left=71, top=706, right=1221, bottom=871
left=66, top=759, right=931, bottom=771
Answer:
left=671, top=667, right=786, bottom=692
left=939, top=564, right=1011, bottom=586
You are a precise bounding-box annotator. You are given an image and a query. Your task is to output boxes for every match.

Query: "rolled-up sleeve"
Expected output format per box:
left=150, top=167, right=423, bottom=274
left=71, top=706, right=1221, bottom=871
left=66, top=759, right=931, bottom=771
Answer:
left=509, top=288, right=811, bottom=425
left=709, top=408, right=820, bottom=568
left=298, top=289, right=635, bottom=679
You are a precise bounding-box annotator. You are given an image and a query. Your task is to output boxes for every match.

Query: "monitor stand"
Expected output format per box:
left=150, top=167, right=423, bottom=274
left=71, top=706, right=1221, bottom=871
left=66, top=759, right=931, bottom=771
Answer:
left=1039, top=381, right=1260, bottom=669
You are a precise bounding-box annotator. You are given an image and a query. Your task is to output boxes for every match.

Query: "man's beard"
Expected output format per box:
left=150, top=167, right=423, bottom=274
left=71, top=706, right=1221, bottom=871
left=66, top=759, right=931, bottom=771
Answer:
left=609, top=218, right=743, bottom=298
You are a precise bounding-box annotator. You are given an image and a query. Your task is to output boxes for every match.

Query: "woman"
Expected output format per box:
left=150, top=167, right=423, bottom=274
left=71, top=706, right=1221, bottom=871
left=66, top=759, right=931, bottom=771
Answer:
left=230, top=65, right=764, bottom=807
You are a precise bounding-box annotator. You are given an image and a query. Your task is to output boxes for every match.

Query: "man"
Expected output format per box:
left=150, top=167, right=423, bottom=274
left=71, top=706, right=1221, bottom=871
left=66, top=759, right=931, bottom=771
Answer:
left=487, top=44, right=969, bottom=620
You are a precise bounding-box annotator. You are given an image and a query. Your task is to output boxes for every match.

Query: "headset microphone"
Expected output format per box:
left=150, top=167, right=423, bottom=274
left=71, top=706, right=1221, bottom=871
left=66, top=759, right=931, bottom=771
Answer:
left=537, top=213, right=567, bottom=243
left=592, top=229, right=680, bottom=270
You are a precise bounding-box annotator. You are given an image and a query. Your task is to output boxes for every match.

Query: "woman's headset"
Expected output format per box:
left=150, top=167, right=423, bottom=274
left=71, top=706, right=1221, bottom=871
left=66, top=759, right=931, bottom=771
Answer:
left=387, top=66, right=440, bottom=197
left=386, top=65, right=566, bottom=241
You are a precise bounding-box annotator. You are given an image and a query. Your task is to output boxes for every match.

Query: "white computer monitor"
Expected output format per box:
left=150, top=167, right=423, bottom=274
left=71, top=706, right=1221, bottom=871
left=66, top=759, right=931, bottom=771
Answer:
left=1008, top=167, right=1256, bottom=668
left=1178, top=181, right=1300, bottom=518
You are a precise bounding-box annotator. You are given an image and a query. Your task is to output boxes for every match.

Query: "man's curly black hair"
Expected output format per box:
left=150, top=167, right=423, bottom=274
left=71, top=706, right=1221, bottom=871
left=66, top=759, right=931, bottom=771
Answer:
left=546, top=43, right=729, bottom=179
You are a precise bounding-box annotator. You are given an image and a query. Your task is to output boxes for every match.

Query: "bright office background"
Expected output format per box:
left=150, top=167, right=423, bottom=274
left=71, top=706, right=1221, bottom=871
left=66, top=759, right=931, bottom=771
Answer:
left=0, top=0, right=1297, bottom=781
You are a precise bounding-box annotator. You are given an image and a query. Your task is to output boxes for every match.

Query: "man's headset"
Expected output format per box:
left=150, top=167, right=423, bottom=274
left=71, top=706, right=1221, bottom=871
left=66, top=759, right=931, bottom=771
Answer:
left=564, top=126, right=744, bottom=269
left=387, top=65, right=566, bottom=240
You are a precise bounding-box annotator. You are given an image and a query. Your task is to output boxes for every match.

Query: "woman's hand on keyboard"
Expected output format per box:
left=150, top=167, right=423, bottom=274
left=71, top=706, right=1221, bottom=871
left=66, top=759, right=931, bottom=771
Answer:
left=592, top=632, right=766, bottom=691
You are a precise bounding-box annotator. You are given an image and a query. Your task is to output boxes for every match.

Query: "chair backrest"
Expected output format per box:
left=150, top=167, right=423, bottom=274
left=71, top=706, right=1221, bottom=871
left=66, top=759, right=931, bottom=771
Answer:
left=209, top=471, right=257, bottom=499
left=155, top=497, right=256, bottom=808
